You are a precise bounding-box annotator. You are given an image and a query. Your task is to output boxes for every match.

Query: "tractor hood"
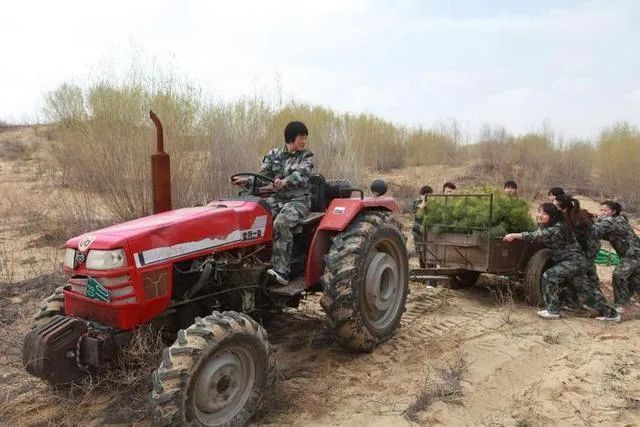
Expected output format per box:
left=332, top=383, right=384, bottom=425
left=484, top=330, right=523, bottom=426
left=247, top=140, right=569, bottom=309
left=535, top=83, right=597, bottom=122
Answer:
left=67, top=200, right=272, bottom=268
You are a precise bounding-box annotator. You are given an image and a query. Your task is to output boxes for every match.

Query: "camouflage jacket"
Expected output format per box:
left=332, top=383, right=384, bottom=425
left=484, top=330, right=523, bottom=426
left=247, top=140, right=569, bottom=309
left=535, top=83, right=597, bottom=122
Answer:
left=594, top=215, right=640, bottom=258
left=411, top=198, right=425, bottom=235
left=522, top=221, right=583, bottom=263
left=575, top=223, right=601, bottom=261
left=259, top=147, right=314, bottom=200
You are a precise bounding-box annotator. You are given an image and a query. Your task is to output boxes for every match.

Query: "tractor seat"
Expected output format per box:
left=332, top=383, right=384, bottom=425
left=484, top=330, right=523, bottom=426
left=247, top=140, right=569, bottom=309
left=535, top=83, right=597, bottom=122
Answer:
left=294, top=175, right=352, bottom=234
left=309, top=174, right=353, bottom=212
left=300, top=211, right=325, bottom=225
left=293, top=212, right=324, bottom=234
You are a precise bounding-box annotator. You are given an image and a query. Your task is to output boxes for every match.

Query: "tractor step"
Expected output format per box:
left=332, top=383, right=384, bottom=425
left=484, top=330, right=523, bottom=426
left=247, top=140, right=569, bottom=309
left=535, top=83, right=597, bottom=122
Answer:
left=268, top=278, right=306, bottom=296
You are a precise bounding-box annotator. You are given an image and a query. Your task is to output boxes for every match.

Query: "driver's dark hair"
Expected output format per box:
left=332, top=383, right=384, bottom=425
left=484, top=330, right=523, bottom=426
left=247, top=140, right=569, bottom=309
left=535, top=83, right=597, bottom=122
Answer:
left=284, top=121, right=309, bottom=144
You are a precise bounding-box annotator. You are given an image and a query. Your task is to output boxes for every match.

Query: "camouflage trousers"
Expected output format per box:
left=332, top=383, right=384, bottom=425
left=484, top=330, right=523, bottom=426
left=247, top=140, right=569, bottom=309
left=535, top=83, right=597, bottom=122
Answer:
left=545, top=257, right=617, bottom=317
left=412, top=231, right=426, bottom=268
left=612, top=255, right=640, bottom=305
left=267, top=196, right=310, bottom=276
left=578, top=262, right=618, bottom=317
left=542, top=256, right=584, bottom=314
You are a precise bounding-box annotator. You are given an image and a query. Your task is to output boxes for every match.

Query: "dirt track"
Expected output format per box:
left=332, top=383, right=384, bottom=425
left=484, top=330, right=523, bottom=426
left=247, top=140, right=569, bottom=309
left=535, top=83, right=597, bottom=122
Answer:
left=3, top=266, right=640, bottom=426
left=257, top=277, right=640, bottom=426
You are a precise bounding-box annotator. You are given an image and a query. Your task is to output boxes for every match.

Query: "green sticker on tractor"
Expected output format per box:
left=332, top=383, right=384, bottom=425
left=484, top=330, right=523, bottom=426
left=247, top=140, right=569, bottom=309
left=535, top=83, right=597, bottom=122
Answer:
left=86, top=277, right=110, bottom=302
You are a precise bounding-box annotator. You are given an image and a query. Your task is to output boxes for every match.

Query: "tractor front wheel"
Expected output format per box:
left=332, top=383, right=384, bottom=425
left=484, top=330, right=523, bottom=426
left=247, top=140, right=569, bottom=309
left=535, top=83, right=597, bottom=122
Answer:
left=150, top=311, right=274, bottom=427
left=321, top=211, right=409, bottom=352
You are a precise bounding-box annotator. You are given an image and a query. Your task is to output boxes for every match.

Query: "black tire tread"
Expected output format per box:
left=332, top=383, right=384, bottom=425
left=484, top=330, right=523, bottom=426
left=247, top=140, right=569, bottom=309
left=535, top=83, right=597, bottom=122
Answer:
left=320, top=211, right=409, bottom=352
left=524, top=248, right=552, bottom=306
left=150, top=310, right=274, bottom=427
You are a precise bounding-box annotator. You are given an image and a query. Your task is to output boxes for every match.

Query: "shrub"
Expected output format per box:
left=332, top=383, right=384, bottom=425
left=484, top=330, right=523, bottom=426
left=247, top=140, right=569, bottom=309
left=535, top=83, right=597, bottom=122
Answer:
left=597, top=123, right=640, bottom=210
left=43, top=72, right=367, bottom=221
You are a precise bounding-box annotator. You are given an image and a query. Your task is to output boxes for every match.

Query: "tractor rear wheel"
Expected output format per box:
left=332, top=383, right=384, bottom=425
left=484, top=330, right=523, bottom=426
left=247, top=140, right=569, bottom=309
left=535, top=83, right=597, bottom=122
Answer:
left=321, top=211, right=409, bottom=352
left=524, top=248, right=553, bottom=306
left=150, top=311, right=274, bottom=427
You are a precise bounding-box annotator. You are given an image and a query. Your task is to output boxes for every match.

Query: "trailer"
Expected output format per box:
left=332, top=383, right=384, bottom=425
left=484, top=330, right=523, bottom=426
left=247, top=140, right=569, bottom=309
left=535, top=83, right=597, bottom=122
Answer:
left=410, top=194, right=548, bottom=305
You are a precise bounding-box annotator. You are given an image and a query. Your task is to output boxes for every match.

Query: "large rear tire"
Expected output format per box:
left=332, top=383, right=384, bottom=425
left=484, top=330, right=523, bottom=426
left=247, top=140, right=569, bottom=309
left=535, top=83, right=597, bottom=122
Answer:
left=524, top=249, right=553, bottom=306
left=150, top=311, right=274, bottom=427
left=320, top=211, right=409, bottom=352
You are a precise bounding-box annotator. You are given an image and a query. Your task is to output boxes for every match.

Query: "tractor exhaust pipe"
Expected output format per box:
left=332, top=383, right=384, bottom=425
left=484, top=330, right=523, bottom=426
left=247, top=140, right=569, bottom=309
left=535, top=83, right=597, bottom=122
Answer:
left=149, top=110, right=172, bottom=214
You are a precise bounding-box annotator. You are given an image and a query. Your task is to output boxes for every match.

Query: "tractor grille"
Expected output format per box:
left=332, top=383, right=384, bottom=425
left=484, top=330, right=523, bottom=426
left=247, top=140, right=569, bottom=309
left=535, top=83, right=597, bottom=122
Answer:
left=69, top=275, right=136, bottom=304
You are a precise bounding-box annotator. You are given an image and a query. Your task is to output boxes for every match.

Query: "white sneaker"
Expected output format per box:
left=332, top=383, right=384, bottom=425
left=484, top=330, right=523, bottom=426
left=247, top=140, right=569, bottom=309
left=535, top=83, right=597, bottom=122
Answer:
left=537, top=309, right=560, bottom=319
left=616, top=306, right=625, bottom=314
left=267, top=268, right=289, bottom=286
left=596, top=314, right=621, bottom=322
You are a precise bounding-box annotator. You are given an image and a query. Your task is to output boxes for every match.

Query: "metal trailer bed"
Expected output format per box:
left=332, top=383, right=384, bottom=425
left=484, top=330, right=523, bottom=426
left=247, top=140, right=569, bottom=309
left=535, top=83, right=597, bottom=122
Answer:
left=410, top=194, right=548, bottom=305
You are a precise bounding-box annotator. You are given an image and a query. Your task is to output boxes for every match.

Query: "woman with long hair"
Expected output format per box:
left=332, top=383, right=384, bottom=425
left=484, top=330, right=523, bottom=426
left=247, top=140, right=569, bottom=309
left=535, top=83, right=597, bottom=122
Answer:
left=594, top=200, right=640, bottom=311
left=554, top=195, right=619, bottom=320
left=504, top=203, right=618, bottom=321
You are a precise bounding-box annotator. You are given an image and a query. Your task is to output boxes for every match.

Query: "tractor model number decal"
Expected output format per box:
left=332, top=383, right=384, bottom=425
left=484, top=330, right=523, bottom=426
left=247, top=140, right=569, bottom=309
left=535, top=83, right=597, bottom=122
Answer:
left=78, top=235, right=96, bottom=252
left=242, top=230, right=262, bottom=240
left=133, top=215, right=268, bottom=268
left=333, top=206, right=346, bottom=215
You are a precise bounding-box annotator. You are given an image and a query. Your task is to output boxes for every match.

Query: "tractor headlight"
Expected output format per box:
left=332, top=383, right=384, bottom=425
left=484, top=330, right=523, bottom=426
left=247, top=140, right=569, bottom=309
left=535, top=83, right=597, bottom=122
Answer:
left=85, top=249, right=127, bottom=270
left=64, top=248, right=76, bottom=269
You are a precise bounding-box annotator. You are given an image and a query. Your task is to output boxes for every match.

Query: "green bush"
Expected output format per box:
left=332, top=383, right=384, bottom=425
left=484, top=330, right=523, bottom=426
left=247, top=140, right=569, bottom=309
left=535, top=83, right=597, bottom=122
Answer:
left=421, top=186, right=536, bottom=238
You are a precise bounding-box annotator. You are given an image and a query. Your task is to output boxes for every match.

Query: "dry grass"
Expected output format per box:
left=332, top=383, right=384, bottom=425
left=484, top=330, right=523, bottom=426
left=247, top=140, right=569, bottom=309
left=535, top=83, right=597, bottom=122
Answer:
left=0, top=139, right=35, bottom=161
left=0, top=237, right=17, bottom=286
left=39, top=59, right=470, bottom=222
left=403, top=353, right=467, bottom=422
left=489, top=279, right=515, bottom=325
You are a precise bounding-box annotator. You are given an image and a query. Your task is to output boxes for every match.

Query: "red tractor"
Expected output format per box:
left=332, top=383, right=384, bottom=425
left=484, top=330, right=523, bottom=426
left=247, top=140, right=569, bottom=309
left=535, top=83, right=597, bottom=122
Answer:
left=23, top=112, right=409, bottom=426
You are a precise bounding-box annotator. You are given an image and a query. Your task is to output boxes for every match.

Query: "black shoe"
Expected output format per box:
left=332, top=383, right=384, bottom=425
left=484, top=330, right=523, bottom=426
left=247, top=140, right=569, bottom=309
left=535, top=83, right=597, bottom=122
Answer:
left=267, top=268, right=289, bottom=286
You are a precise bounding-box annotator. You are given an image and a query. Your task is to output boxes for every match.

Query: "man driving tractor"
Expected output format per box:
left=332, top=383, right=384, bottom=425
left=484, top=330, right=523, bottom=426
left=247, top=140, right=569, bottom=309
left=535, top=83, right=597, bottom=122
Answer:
left=232, top=121, right=314, bottom=285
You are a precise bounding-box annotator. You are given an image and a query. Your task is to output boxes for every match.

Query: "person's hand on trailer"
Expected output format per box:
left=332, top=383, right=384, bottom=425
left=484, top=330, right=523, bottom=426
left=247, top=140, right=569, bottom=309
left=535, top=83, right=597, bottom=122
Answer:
left=503, top=233, right=523, bottom=242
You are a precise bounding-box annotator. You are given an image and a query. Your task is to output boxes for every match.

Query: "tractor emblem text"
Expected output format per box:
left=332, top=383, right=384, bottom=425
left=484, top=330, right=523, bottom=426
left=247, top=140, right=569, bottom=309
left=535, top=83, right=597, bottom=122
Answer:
left=78, top=235, right=96, bottom=252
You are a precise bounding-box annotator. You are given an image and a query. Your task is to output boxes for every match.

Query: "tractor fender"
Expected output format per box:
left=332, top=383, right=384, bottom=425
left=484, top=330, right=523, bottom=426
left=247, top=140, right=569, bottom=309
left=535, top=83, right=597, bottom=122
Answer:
left=304, top=197, right=398, bottom=287
left=316, top=197, right=398, bottom=232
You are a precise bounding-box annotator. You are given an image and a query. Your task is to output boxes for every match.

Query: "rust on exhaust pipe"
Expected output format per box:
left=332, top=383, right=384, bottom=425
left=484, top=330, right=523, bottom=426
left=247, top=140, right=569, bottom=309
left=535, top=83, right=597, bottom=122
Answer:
left=150, top=110, right=172, bottom=214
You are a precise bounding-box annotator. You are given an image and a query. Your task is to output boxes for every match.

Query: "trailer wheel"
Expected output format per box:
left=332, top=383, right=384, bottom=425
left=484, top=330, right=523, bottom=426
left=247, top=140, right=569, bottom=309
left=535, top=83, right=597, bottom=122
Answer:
left=524, top=248, right=553, bottom=306
left=448, top=271, right=480, bottom=289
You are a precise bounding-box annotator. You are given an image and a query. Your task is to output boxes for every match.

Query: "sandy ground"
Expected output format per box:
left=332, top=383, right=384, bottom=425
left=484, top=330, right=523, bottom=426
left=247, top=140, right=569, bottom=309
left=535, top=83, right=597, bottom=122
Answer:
left=1, top=127, right=640, bottom=426
left=4, top=265, right=640, bottom=426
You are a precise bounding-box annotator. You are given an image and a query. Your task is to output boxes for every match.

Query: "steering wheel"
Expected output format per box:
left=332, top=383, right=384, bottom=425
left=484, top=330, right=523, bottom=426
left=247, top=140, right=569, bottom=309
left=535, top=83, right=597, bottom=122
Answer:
left=230, top=173, right=275, bottom=197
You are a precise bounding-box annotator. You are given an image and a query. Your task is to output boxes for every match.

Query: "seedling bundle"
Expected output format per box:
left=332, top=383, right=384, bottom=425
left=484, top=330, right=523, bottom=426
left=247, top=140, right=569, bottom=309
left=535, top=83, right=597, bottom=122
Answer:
left=421, top=187, right=536, bottom=238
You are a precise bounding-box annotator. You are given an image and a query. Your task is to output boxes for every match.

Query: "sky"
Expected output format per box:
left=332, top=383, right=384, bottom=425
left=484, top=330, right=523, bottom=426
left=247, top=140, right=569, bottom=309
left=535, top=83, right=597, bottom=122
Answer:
left=1, top=0, right=639, bottom=140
